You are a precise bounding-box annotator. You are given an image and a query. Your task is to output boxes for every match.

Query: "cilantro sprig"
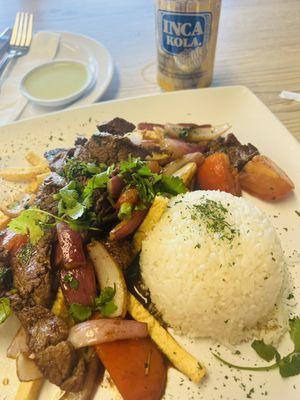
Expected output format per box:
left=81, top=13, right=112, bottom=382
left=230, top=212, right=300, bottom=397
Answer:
left=8, top=209, right=52, bottom=244
left=63, top=159, right=105, bottom=181
left=69, top=286, right=118, bottom=322
left=63, top=273, right=79, bottom=290
left=0, top=297, right=12, bottom=324
left=95, top=285, right=118, bottom=317
left=213, top=317, right=300, bottom=378
left=119, top=157, right=187, bottom=205
left=9, top=157, right=186, bottom=243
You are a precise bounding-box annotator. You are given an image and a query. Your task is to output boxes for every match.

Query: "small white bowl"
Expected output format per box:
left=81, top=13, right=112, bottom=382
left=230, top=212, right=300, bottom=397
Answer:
left=20, top=59, right=94, bottom=108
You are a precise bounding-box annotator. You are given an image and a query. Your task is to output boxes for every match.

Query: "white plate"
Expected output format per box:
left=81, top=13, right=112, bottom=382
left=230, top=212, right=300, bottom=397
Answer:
left=19, top=31, right=113, bottom=120
left=0, top=86, right=300, bottom=400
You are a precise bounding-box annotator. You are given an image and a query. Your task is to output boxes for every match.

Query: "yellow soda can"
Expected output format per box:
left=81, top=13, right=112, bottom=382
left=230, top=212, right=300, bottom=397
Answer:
left=156, top=0, right=221, bottom=90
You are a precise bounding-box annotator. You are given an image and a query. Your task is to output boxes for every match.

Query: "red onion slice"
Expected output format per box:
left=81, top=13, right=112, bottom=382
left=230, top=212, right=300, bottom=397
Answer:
left=109, top=210, right=147, bottom=241
left=68, top=319, right=148, bottom=349
left=57, top=222, right=86, bottom=268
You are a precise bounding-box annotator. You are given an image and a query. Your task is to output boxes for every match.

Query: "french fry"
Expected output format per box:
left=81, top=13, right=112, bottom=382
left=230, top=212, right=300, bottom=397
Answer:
left=133, top=196, right=169, bottom=253
left=0, top=210, right=10, bottom=229
left=36, top=172, right=51, bottom=185
left=25, top=151, right=48, bottom=167
left=127, top=294, right=206, bottom=384
left=15, top=379, right=44, bottom=400
left=25, top=180, right=39, bottom=194
left=0, top=166, right=49, bottom=182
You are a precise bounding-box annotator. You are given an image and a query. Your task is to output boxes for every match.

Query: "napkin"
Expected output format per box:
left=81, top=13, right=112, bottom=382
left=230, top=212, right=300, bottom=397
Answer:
left=0, top=31, right=60, bottom=124
left=279, top=91, right=300, bottom=102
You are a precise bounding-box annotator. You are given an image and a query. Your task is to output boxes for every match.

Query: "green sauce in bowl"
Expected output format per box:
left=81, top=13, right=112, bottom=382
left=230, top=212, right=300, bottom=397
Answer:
left=21, top=60, right=93, bottom=107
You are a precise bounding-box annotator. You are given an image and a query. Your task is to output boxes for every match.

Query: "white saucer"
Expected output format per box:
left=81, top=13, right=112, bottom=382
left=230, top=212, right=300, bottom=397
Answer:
left=19, top=31, right=113, bottom=119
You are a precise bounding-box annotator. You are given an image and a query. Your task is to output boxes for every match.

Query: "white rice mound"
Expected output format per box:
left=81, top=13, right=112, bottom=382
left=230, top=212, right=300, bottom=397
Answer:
left=140, top=190, right=287, bottom=344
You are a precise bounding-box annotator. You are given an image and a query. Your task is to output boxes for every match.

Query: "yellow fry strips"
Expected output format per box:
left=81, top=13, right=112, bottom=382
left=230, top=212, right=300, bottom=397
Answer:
left=0, top=210, right=10, bottom=229
left=133, top=195, right=169, bottom=253
left=128, top=294, right=206, bottom=384
left=25, top=151, right=48, bottom=167
left=14, top=379, right=44, bottom=400
left=0, top=166, right=50, bottom=182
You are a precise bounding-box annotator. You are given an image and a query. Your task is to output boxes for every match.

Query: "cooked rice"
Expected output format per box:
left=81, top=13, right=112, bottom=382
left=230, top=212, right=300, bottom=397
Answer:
left=140, top=190, right=287, bottom=344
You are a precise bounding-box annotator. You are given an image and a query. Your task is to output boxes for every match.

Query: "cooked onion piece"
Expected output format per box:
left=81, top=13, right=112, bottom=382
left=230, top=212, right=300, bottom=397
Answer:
left=172, top=162, right=197, bottom=189
left=68, top=319, right=148, bottom=349
left=164, top=123, right=231, bottom=142
left=87, top=241, right=127, bottom=318
left=7, top=327, right=29, bottom=359
left=57, top=222, right=86, bottom=268
left=1, top=194, right=35, bottom=218
left=163, top=152, right=204, bottom=175
left=16, top=353, right=43, bottom=382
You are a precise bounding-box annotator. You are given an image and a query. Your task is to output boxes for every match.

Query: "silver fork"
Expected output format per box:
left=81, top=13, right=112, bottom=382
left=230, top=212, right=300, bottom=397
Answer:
left=0, top=12, right=33, bottom=77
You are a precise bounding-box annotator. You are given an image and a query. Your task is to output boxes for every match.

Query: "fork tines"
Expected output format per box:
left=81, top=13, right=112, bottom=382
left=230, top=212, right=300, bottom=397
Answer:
left=10, top=12, right=33, bottom=48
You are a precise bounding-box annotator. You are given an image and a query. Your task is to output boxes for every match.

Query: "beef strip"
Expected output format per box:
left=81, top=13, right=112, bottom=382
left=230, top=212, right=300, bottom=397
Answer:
left=44, top=147, right=76, bottom=174
left=206, top=133, right=259, bottom=170
left=93, top=189, right=117, bottom=227
left=17, top=305, right=69, bottom=351
left=104, top=239, right=135, bottom=270
left=35, top=172, right=66, bottom=214
left=97, top=117, right=136, bottom=135
left=0, top=246, right=12, bottom=296
left=74, top=132, right=158, bottom=165
left=16, top=305, right=85, bottom=390
left=10, top=234, right=55, bottom=308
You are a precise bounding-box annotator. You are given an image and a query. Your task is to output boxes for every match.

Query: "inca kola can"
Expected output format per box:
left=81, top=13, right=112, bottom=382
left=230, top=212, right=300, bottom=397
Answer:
left=156, top=0, right=221, bottom=90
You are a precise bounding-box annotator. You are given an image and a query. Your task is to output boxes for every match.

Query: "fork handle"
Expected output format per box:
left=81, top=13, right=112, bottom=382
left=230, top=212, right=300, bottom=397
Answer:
left=0, top=53, right=14, bottom=78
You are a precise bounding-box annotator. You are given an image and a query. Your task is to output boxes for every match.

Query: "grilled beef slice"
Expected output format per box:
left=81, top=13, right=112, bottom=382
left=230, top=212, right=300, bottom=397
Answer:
left=74, top=132, right=155, bottom=165
left=35, top=172, right=66, bottom=214
left=104, top=239, right=135, bottom=270
left=0, top=246, right=12, bottom=296
left=16, top=305, right=85, bottom=390
left=97, top=117, right=136, bottom=135
left=10, top=234, right=55, bottom=308
left=206, top=133, right=259, bottom=170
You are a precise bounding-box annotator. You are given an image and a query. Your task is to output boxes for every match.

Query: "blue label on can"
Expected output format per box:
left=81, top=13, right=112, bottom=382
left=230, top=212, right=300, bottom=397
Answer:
left=158, top=10, right=212, bottom=56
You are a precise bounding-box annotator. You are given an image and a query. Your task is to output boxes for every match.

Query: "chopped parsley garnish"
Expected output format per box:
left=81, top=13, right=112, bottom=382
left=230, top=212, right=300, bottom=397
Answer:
left=0, top=297, right=12, bottom=324
left=63, top=273, right=79, bottom=290
left=213, top=317, right=300, bottom=377
left=295, top=210, right=300, bottom=217
left=191, top=199, right=238, bottom=242
left=95, top=285, right=118, bottom=317
left=69, top=303, right=92, bottom=322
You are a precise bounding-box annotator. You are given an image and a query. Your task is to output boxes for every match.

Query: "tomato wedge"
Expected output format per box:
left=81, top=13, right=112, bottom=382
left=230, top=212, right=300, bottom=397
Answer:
left=96, top=338, right=167, bottom=400
left=239, top=155, right=294, bottom=201
left=2, top=230, right=28, bottom=254
left=197, top=152, right=241, bottom=196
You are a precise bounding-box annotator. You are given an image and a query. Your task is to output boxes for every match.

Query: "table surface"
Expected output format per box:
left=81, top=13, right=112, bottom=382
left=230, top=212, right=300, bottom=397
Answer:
left=0, top=0, right=299, bottom=141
